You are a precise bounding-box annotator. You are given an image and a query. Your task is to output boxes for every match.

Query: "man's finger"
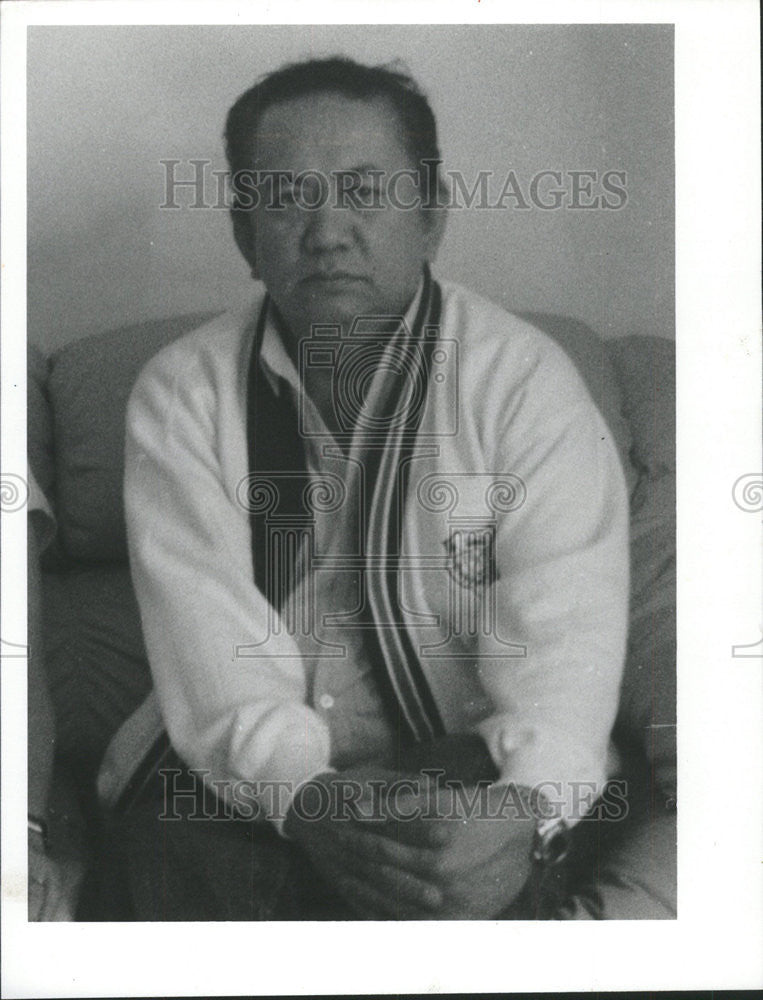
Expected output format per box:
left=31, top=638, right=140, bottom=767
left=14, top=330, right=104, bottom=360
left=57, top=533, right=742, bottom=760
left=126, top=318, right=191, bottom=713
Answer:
left=435, top=839, right=535, bottom=919
left=28, top=879, right=46, bottom=921
left=327, top=865, right=442, bottom=920
left=333, top=817, right=441, bottom=875
left=359, top=856, right=444, bottom=912
left=369, top=813, right=454, bottom=848
left=350, top=786, right=454, bottom=849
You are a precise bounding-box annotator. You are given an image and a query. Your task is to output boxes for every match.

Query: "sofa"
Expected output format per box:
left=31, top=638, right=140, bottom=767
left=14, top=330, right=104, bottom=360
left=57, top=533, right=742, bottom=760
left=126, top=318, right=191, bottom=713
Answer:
left=27, top=307, right=676, bottom=919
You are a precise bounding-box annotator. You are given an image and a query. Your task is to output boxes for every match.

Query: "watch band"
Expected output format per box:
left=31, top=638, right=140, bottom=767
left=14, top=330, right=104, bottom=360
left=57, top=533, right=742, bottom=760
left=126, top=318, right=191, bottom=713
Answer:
left=508, top=784, right=571, bottom=866
left=533, top=812, right=571, bottom=865
left=28, top=814, right=49, bottom=851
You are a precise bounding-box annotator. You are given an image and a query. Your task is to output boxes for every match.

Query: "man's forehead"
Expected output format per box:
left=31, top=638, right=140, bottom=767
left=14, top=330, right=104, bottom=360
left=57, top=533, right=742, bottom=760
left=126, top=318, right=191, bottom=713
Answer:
left=249, top=91, right=410, bottom=170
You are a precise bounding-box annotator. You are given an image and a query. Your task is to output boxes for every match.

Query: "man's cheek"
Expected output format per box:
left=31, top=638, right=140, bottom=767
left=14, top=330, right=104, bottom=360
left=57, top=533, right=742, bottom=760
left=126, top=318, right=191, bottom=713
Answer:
left=256, top=211, right=301, bottom=249
left=257, top=242, right=298, bottom=284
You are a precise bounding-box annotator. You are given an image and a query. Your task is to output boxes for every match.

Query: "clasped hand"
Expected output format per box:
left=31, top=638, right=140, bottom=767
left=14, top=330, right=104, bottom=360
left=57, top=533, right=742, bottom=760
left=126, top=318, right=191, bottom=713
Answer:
left=284, top=765, right=535, bottom=919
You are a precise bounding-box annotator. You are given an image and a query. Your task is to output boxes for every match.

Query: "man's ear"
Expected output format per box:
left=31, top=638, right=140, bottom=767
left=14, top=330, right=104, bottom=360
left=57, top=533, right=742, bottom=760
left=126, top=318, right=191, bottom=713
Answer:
left=231, top=207, right=258, bottom=278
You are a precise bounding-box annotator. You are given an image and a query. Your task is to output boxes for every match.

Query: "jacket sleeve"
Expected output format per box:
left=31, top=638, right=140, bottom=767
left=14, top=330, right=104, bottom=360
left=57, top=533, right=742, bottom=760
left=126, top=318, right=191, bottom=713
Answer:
left=124, top=344, right=332, bottom=829
left=475, top=335, right=630, bottom=821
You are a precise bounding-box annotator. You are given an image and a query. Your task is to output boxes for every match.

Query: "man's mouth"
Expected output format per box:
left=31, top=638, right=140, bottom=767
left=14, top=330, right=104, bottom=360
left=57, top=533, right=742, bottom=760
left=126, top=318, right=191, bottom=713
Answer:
left=301, top=271, right=368, bottom=286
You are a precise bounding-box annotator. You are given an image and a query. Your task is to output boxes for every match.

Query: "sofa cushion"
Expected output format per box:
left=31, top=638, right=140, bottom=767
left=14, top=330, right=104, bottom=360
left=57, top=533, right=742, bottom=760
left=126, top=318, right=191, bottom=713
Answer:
left=29, top=342, right=75, bottom=569
left=516, top=324, right=675, bottom=780
left=567, top=332, right=676, bottom=790
left=522, top=313, right=638, bottom=496
left=607, top=335, right=675, bottom=480
left=608, top=336, right=676, bottom=790
left=42, top=565, right=153, bottom=773
left=28, top=341, right=55, bottom=500
left=46, top=308, right=638, bottom=562
left=47, top=312, right=219, bottom=562
left=617, top=471, right=677, bottom=798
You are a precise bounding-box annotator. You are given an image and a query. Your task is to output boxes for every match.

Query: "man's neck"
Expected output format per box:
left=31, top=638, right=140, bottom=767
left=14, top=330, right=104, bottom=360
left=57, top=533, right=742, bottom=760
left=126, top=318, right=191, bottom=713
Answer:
left=269, top=275, right=427, bottom=371
left=265, top=274, right=428, bottom=439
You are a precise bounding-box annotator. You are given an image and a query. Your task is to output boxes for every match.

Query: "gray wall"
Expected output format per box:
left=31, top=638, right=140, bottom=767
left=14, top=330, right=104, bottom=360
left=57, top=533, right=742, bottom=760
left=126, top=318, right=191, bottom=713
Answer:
left=28, top=24, right=673, bottom=352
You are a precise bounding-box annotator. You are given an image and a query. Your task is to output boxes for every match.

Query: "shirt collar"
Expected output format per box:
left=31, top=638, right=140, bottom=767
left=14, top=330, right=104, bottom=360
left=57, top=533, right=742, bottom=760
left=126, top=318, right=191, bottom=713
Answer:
left=258, top=275, right=427, bottom=398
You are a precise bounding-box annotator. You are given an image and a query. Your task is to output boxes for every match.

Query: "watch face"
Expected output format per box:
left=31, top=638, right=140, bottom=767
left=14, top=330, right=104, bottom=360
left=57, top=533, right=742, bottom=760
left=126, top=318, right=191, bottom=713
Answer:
left=28, top=828, right=47, bottom=853
left=28, top=817, right=49, bottom=852
left=534, top=819, right=571, bottom=865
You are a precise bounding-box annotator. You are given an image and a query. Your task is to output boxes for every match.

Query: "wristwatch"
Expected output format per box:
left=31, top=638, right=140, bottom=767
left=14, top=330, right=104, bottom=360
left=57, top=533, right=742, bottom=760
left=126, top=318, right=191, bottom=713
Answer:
left=509, top=784, right=571, bottom=866
left=28, top=814, right=49, bottom=852
left=533, top=812, right=571, bottom=865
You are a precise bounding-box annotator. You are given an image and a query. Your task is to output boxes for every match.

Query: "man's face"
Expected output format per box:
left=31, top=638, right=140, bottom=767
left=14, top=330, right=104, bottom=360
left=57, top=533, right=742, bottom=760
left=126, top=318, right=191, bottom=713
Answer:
left=237, top=92, right=444, bottom=344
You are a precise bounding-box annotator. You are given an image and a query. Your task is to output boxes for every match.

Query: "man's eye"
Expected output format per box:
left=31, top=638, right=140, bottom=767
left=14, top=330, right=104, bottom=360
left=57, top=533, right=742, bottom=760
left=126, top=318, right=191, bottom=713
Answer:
left=357, top=185, right=382, bottom=203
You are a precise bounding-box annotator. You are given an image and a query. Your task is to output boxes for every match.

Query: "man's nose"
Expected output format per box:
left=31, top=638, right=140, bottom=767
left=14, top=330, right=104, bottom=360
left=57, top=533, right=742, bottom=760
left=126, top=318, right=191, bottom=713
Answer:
left=301, top=203, right=354, bottom=255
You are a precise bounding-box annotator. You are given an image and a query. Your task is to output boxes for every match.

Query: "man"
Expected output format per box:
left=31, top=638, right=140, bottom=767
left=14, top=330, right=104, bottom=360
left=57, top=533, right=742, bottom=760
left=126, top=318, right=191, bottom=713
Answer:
left=104, top=57, right=629, bottom=919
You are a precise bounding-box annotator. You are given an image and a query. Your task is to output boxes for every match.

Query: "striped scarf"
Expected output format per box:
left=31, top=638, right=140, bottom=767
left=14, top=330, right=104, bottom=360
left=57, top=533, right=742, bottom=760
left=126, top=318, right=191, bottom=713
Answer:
left=247, top=265, right=445, bottom=744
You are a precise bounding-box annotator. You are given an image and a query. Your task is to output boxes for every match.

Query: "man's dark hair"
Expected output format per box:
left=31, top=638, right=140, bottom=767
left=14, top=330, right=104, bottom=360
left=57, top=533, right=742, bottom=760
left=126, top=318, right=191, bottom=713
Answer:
left=224, top=55, right=443, bottom=205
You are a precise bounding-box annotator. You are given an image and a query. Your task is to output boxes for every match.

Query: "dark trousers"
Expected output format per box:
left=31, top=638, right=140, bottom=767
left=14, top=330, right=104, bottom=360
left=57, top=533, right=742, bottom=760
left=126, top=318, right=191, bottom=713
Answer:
left=81, top=757, right=353, bottom=920
left=81, top=739, right=581, bottom=921
left=81, top=770, right=674, bottom=922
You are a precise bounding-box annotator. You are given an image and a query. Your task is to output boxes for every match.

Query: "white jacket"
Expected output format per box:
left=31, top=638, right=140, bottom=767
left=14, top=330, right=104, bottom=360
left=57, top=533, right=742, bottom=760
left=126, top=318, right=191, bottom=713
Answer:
left=100, top=279, right=629, bottom=824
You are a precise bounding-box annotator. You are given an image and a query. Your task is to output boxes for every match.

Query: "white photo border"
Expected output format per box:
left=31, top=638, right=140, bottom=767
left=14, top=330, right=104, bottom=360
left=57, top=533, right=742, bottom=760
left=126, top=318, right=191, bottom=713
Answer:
left=2, top=0, right=761, bottom=995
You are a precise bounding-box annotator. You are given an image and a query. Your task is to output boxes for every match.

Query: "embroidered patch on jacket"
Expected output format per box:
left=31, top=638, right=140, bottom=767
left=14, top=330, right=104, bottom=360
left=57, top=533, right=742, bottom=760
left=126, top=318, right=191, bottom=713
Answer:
left=444, top=527, right=499, bottom=591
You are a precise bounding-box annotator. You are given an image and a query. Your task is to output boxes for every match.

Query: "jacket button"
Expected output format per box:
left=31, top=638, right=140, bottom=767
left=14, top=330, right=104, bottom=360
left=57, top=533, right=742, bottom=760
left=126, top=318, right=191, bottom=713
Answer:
left=318, top=693, right=335, bottom=710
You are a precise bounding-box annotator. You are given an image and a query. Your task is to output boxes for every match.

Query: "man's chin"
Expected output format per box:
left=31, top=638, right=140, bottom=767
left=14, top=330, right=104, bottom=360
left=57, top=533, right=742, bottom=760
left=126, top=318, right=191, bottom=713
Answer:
left=292, top=286, right=377, bottom=335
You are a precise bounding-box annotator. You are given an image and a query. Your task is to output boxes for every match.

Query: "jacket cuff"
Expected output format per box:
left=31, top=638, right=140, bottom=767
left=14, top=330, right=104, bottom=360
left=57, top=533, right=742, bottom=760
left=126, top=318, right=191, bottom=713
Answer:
left=273, top=766, right=338, bottom=839
left=476, top=714, right=611, bottom=825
